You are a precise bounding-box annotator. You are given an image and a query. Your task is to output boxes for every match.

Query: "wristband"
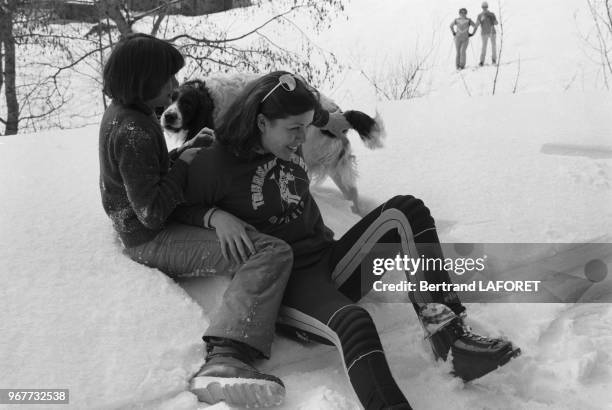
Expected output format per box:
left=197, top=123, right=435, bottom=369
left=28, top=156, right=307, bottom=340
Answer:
left=205, top=207, right=219, bottom=229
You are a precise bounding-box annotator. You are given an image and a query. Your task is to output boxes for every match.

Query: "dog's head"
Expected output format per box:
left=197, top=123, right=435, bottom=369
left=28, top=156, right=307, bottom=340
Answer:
left=312, top=93, right=385, bottom=149
left=161, top=80, right=215, bottom=148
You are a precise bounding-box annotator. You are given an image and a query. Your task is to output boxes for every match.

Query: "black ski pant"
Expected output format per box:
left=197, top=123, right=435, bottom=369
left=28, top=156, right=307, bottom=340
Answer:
left=278, top=195, right=465, bottom=410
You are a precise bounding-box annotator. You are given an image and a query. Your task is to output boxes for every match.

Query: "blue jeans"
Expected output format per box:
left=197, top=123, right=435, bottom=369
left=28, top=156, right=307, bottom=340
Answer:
left=480, top=33, right=497, bottom=64
left=124, top=223, right=293, bottom=358
left=455, top=33, right=470, bottom=68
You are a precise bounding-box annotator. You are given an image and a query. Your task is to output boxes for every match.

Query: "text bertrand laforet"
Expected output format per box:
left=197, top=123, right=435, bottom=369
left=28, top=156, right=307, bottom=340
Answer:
left=370, top=255, right=542, bottom=293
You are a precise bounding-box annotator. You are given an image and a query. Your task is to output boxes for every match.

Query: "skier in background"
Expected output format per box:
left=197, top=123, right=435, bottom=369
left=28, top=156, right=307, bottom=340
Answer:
left=475, top=1, right=499, bottom=66
left=450, top=8, right=476, bottom=70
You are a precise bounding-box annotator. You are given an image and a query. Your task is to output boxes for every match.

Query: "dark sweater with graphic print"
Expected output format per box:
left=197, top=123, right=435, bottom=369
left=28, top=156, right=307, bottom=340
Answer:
left=175, top=142, right=335, bottom=268
left=99, top=101, right=189, bottom=248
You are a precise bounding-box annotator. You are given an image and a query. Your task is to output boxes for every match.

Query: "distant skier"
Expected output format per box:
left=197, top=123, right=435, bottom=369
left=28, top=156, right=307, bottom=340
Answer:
left=475, top=1, right=499, bottom=65
left=450, top=8, right=476, bottom=70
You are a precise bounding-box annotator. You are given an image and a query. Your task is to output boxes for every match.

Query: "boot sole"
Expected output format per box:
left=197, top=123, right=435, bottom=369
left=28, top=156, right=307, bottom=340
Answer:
left=452, top=346, right=522, bottom=382
left=191, top=376, right=285, bottom=408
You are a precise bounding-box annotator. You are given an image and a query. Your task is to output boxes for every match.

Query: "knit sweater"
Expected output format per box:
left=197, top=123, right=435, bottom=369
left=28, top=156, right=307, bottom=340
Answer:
left=99, top=101, right=189, bottom=248
left=175, top=142, right=335, bottom=268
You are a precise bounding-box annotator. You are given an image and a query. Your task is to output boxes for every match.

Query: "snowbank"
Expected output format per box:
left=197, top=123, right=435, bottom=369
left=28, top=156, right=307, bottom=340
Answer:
left=1, top=92, right=611, bottom=409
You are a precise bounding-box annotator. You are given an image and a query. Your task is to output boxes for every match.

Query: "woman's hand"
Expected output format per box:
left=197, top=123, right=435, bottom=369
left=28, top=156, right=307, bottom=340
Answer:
left=209, top=209, right=257, bottom=265
left=180, top=127, right=215, bottom=151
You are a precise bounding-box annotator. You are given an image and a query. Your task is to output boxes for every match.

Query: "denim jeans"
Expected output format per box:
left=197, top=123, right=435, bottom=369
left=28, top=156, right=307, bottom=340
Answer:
left=455, top=33, right=470, bottom=68
left=124, top=223, right=293, bottom=358
left=480, top=33, right=497, bottom=63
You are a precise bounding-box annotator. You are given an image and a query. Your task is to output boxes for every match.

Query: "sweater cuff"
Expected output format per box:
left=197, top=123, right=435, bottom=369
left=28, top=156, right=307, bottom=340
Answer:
left=171, top=204, right=211, bottom=228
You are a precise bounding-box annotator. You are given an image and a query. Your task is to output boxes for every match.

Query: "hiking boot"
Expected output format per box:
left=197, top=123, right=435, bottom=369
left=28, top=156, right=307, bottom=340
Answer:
left=190, top=344, right=285, bottom=407
left=429, top=318, right=521, bottom=382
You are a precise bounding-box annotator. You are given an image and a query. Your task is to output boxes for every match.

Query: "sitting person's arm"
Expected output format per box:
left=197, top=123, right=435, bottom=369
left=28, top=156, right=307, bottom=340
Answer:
left=171, top=156, right=257, bottom=263
left=169, top=127, right=216, bottom=165
left=116, top=122, right=197, bottom=230
left=171, top=145, right=222, bottom=228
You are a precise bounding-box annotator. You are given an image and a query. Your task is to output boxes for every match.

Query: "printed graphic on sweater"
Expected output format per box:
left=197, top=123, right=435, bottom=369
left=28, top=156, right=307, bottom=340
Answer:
left=251, top=154, right=309, bottom=225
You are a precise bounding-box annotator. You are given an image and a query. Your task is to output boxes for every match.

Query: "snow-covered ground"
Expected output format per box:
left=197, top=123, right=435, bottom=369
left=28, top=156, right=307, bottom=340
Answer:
left=1, top=90, right=611, bottom=409
left=2, top=0, right=612, bottom=409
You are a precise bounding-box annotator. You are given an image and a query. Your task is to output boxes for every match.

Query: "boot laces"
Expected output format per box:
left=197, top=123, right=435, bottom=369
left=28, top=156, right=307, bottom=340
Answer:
left=459, top=323, right=500, bottom=346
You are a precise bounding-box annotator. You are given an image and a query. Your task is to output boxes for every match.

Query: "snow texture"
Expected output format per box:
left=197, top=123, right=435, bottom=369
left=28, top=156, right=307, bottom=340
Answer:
left=2, top=0, right=612, bottom=409
left=2, top=90, right=611, bottom=409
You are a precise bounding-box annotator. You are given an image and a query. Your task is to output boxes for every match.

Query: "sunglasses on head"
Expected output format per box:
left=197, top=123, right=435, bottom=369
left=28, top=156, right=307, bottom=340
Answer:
left=261, top=74, right=297, bottom=103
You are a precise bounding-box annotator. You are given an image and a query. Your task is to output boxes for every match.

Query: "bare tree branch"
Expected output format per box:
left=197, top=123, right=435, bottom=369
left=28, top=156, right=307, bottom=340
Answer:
left=165, top=5, right=305, bottom=44
left=150, top=10, right=166, bottom=37
left=512, top=55, right=521, bottom=93
left=130, top=0, right=184, bottom=24
left=586, top=0, right=612, bottom=88
left=43, top=44, right=113, bottom=79
left=492, top=0, right=504, bottom=95
left=97, top=0, right=132, bottom=35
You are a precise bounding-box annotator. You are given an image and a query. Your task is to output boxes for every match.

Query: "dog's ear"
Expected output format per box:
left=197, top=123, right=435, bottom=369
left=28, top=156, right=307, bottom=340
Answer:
left=194, top=81, right=215, bottom=129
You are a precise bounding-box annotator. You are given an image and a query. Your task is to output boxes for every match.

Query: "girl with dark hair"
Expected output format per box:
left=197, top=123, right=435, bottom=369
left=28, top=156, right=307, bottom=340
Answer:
left=450, top=8, right=477, bottom=69
left=179, top=71, right=521, bottom=409
left=98, top=34, right=293, bottom=408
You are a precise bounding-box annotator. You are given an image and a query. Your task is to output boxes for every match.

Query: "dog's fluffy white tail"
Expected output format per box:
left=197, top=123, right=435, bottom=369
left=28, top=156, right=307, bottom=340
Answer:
left=344, top=110, right=386, bottom=150
left=366, top=111, right=386, bottom=149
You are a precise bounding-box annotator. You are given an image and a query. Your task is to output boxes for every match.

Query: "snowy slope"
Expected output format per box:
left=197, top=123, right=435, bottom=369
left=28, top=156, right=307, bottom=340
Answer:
left=1, top=91, right=611, bottom=409
left=2, top=1, right=612, bottom=408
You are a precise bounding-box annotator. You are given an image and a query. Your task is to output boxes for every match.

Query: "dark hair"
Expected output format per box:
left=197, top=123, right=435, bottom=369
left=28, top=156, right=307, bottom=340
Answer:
left=216, top=71, right=320, bottom=159
left=459, top=8, right=468, bottom=14
left=102, top=33, right=184, bottom=105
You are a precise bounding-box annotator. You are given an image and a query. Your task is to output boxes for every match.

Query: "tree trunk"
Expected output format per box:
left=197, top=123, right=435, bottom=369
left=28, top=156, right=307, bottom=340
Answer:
left=96, top=0, right=132, bottom=36
left=2, top=1, right=19, bottom=135
left=0, top=20, right=4, bottom=100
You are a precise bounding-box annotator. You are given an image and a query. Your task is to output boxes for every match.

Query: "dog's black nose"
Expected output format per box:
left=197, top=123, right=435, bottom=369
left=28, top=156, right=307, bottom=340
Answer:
left=164, top=112, right=177, bottom=123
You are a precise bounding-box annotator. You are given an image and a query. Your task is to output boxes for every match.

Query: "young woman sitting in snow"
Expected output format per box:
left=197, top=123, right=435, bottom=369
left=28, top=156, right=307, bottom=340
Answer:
left=176, top=71, right=521, bottom=409
left=98, top=34, right=294, bottom=407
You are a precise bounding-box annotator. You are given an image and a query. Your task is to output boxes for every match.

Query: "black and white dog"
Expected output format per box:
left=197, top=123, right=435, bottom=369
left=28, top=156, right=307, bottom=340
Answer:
left=161, top=73, right=385, bottom=215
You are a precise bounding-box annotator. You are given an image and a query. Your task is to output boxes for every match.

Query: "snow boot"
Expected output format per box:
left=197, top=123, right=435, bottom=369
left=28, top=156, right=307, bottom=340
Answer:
left=190, top=340, right=285, bottom=408
left=429, top=317, right=521, bottom=382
